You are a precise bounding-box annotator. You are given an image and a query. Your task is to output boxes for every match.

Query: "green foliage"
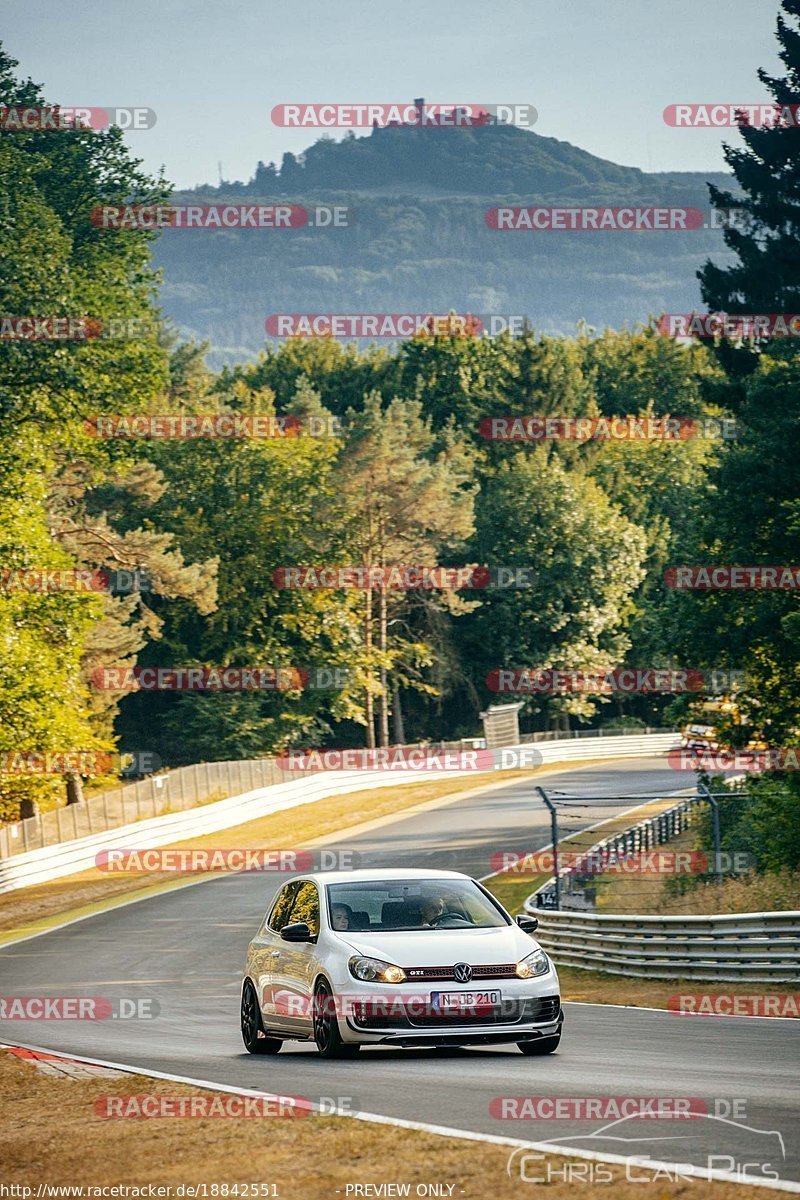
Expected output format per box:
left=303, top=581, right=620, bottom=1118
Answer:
left=666, top=354, right=800, bottom=742
left=461, top=449, right=647, bottom=724
left=0, top=432, right=106, bottom=819
left=0, top=47, right=211, bottom=817
left=699, top=0, right=800, bottom=324
left=2, top=18, right=796, bottom=923
left=676, top=3, right=800, bottom=743
left=694, top=776, right=800, bottom=876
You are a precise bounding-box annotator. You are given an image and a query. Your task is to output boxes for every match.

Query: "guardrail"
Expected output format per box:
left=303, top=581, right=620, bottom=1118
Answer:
left=0, top=726, right=672, bottom=861
left=532, top=731, right=678, bottom=763
left=0, top=731, right=680, bottom=893
left=520, top=726, right=673, bottom=744
left=525, top=907, right=800, bottom=982
left=520, top=772, right=800, bottom=982
left=0, top=730, right=680, bottom=861
left=0, top=765, right=459, bottom=894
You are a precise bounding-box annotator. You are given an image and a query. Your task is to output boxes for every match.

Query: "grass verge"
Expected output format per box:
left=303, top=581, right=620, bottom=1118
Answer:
left=482, top=794, right=682, bottom=916
left=555, top=965, right=798, bottom=1011
left=593, top=829, right=800, bottom=916
left=0, top=1049, right=773, bottom=1199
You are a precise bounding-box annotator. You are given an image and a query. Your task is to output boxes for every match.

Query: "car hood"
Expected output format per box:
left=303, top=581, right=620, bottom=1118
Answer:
left=337, top=924, right=539, bottom=966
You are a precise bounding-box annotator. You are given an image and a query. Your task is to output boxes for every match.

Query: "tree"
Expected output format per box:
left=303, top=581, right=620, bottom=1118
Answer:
left=670, top=356, right=800, bottom=743
left=0, top=48, right=212, bottom=816
left=253, top=160, right=279, bottom=192
left=698, top=1, right=800, bottom=345
left=577, top=326, right=728, bottom=722
left=336, top=393, right=476, bottom=746
left=678, top=4, right=800, bottom=744
left=0, top=434, right=108, bottom=819
left=461, top=450, right=647, bottom=728
left=279, top=151, right=303, bottom=189
left=224, top=337, right=389, bottom=418
left=116, top=362, right=368, bottom=763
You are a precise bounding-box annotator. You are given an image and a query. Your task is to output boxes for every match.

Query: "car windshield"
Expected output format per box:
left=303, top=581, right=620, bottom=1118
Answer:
left=326, top=879, right=509, bottom=932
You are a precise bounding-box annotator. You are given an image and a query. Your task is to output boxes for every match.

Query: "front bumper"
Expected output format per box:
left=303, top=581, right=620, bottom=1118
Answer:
left=348, top=1021, right=562, bottom=1048
left=338, top=979, right=562, bottom=1045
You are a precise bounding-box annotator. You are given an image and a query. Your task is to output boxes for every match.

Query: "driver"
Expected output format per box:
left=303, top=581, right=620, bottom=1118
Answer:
left=419, top=895, right=445, bottom=927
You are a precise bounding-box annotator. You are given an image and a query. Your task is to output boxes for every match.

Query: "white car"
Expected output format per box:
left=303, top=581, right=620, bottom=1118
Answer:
left=241, top=868, right=562, bottom=1058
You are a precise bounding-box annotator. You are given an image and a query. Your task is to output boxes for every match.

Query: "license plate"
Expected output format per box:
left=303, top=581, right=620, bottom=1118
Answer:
left=430, top=989, right=501, bottom=1012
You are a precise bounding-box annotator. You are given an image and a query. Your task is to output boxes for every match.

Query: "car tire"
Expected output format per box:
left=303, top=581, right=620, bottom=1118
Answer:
left=313, top=981, right=360, bottom=1058
left=241, top=980, right=282, bottom=1055
left=517, top=1033, right=561, bottom=1055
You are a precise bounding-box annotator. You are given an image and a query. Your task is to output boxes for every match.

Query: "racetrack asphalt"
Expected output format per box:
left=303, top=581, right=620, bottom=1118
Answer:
left=1, top=757, right=797, bottom=1187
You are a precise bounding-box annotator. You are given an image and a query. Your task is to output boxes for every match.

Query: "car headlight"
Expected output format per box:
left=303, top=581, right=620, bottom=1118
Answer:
left=348, top=956, right=406, bottom=983
left=516, top=948, right=550, bottom=979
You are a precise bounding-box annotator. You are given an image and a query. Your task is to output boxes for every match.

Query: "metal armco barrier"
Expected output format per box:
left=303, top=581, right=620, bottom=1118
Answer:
left=525, top=908, right=800, bottom=982
left=0, top=727, right=676, bottom=861
left=0, top=732, right=679, bottom=892
left=520, top=725, right=673, bottom=744
left=534, top=731, right=678, bottom=762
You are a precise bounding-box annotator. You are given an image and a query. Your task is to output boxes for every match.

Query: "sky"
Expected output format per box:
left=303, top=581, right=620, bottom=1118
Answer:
left=3, top=0, right=784, bottom=189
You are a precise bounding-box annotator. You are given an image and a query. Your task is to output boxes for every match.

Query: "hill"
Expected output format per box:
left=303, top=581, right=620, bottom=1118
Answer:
left=152, top=121, right=737, bottom=365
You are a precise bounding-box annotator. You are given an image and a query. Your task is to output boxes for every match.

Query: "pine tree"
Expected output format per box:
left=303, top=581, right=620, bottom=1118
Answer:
left=682, top=4, right=800, bottom=744
left=698, top=1, right=800, bottom=325
left=337, top=394, right=476, bottom=747
left=253, top=160, right=279, bottom=193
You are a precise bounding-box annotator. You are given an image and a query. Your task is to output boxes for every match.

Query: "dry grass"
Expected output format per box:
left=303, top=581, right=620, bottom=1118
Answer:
left=591, top=831, right=800, bottom=916
left=0, top=1050, right=772, bottom=1199
left=483, top=800, right=800, bottom=1012
left=592, top=827, right=700, bottom=915
left=682, top=869, right=800, bottom=914
left=483, top=795, right=682, bottom=916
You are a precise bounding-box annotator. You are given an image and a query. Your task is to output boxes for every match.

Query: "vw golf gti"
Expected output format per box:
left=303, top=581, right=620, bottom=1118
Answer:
left=241, top=868, right=562, bottom=1057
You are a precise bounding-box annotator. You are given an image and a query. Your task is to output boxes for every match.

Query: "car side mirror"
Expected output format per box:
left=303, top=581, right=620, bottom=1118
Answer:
left=516, top=914, right=538, bottom=933
left=280, top=921, right=314, bottom=942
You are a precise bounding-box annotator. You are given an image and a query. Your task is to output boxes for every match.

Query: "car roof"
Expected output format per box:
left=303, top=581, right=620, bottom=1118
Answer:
left=303, top=868, right=474, bottom=886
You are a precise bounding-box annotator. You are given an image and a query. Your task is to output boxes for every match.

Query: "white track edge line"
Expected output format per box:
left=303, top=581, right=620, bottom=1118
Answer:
left=477, top=782, right=691, bottom=882
left=1, top=1037, right=797, bottom=1194
left=562, top=1000, right=800, bottom=1022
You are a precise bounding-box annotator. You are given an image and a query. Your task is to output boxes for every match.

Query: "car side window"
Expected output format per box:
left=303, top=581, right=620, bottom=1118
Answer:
left=286, top=881, right=320, bottom=938
left=267, top=881, right=301, bottom=932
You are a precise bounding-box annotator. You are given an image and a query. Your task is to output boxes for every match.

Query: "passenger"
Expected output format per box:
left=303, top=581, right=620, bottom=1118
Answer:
left=331, top=903, right=351, bottom=931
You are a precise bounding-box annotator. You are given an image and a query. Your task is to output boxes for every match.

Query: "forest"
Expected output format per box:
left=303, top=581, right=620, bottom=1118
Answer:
left=0, top=31, right=798, bottom=838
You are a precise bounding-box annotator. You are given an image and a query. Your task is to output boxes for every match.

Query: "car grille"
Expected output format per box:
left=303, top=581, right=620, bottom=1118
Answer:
left=350, top=994, right=561, bottom=1031
left=404, top=963, right=519, bottom=981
